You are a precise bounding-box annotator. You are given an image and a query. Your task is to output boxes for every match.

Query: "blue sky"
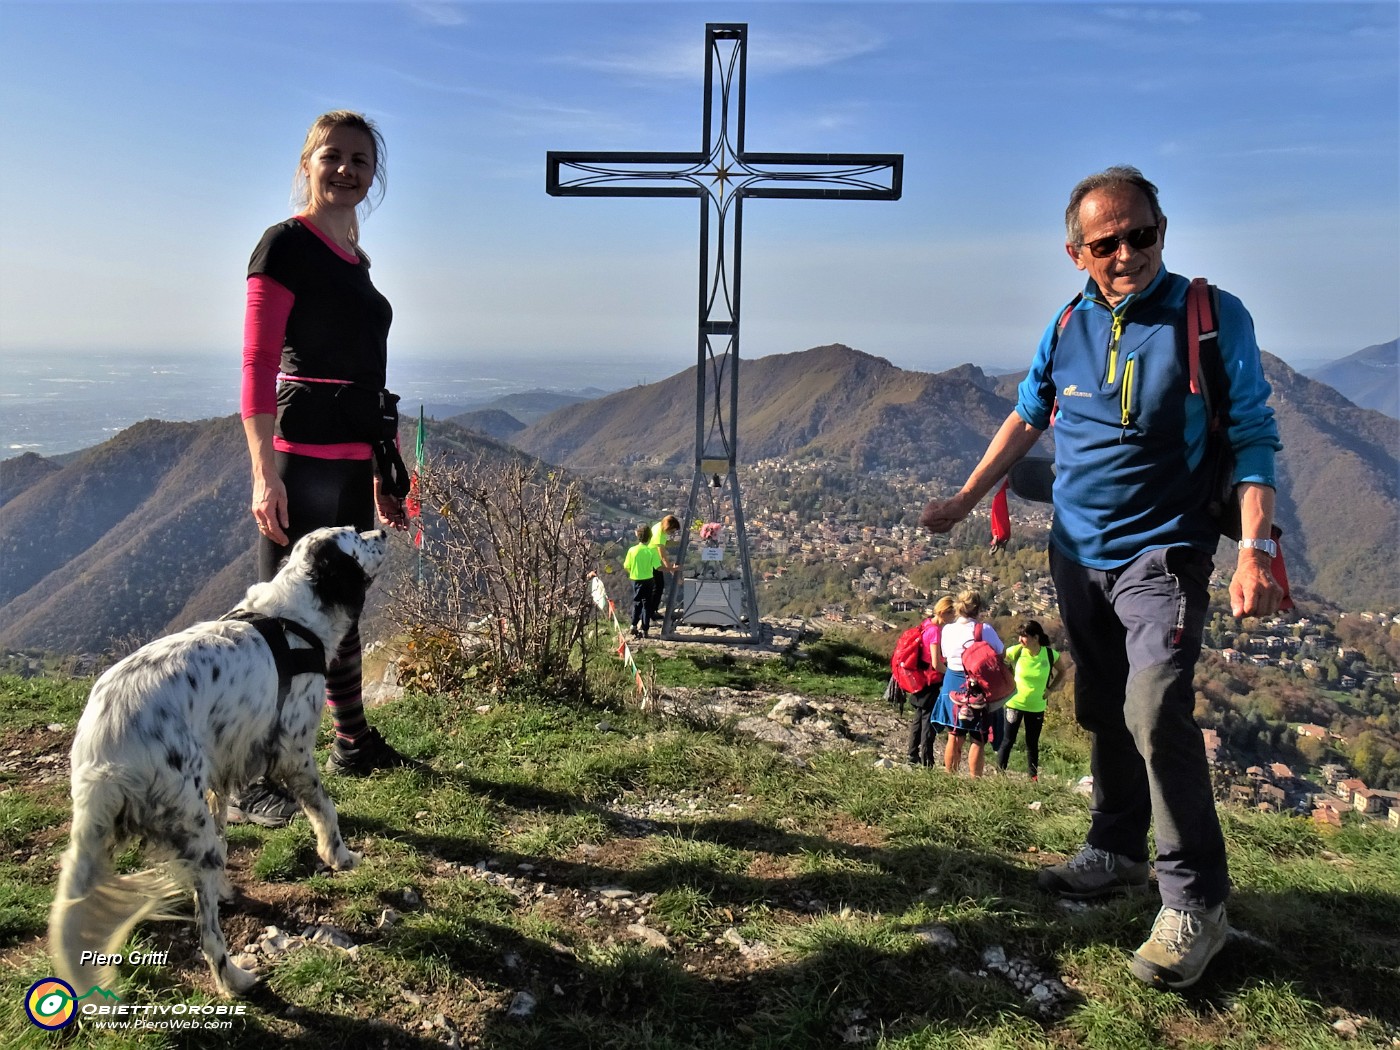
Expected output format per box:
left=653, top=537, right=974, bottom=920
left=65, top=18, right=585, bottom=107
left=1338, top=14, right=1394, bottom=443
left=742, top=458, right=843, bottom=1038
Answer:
left=1, top=0, right=1396, bottom=380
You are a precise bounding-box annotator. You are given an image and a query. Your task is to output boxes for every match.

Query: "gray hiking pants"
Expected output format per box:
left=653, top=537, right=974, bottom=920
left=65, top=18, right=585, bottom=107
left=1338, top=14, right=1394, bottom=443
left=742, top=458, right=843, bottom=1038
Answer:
left=1050, top=544, right=1228, bottom=911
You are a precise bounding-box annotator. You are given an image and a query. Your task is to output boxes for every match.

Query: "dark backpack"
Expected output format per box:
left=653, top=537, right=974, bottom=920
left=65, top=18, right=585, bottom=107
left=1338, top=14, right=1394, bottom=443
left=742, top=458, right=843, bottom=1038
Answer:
left=891, top=620, right=939, bottom=695
left=958, top=622, right=1015, bottom=708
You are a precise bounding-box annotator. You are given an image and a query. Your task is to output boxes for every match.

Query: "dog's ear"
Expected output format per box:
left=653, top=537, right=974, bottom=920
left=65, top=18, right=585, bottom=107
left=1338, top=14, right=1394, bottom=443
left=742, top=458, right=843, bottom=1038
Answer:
left=308, top=537, right=371, bottom=617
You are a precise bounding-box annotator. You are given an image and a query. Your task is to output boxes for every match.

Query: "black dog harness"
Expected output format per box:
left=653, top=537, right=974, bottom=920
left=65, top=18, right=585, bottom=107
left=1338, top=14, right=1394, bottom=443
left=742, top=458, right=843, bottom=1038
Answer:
left=219, top=611, right=327, bottom=720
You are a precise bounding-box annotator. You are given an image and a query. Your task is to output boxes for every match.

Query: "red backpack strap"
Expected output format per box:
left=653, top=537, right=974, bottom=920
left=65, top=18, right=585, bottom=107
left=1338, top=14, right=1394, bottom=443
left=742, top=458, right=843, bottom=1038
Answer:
left=972, top=622, right=983, bottom=642
left=1048, top=293, right=1083, bottom=427
left=1186, top=277, right=1217, bottom=396
left=1056, top=293, right=1082, bottom=332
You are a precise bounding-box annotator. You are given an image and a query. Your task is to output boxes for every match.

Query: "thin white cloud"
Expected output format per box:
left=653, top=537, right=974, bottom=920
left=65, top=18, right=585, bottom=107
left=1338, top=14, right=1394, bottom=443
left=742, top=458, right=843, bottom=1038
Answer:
left=752, top=24, right=887, bottom=73
left=1098, top=6, right=1204, bottom=26
left=558, top=23, right=887, bottom=82
left=403, top=1, right=470, bottom=29
left=559, top=35, right=703, bottom=81
left=361, top=58, right=642, bottom=139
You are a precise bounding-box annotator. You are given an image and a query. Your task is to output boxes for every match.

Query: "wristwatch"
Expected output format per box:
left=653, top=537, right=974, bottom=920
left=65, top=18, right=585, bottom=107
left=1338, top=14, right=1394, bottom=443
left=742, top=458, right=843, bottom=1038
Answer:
left=1238, top=537, right=1278, bottom=558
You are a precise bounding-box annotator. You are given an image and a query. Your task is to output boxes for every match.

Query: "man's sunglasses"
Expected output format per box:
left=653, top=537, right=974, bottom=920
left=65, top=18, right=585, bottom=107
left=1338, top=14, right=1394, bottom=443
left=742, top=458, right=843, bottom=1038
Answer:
left=1081, top=224, right=1160, bottom=259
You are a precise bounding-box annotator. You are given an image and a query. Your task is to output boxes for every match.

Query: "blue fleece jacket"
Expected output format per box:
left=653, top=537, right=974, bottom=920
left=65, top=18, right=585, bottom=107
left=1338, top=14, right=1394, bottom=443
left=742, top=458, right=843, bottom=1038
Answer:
left=1016, top=268, right=1281, bottom=570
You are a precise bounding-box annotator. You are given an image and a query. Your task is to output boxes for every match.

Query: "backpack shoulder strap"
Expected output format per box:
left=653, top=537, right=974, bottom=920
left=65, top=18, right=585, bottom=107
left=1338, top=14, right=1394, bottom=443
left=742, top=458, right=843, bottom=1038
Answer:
left=1056, top=293, right=1083, bottom=333
left=972, top=621, right=983, bottom=642
left=1045, top=293, right=1084, bottom=426
left=1186, top=277, right=1219, bottom=397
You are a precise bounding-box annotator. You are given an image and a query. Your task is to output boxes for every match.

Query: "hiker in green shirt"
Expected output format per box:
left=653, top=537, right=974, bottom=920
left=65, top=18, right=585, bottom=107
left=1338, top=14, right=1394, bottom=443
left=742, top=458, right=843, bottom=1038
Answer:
left=623, top=524, right=663, bottom=638
left=646, top=514, right=682, bottom=626
left=996, top=620, right=1062, bottom=780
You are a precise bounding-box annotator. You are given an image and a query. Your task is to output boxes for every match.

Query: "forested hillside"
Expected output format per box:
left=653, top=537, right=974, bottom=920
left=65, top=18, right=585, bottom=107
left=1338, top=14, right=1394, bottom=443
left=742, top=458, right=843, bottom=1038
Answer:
left=0, top=416, right=530, bottom=653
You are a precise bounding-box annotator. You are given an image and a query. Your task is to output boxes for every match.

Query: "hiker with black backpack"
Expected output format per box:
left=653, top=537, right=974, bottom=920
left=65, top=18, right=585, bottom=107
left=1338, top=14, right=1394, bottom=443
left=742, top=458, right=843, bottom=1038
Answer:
left=919, top=167, right=1283, bottom=991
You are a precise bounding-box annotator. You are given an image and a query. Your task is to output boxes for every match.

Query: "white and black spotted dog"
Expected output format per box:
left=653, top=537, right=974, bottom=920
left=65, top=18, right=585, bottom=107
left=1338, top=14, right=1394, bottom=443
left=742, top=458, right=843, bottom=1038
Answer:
left=48, top=526, right=388, bottom=998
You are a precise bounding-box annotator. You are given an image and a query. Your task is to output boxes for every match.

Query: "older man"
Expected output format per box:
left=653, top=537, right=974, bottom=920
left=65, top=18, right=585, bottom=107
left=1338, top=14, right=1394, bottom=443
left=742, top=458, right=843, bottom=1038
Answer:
left=920, top=166, right=1282, bottom=989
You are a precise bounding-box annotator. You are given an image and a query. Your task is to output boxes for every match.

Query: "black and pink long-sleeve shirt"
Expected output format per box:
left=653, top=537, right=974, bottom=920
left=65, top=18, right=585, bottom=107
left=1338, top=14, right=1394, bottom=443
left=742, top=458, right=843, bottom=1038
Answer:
left=242, top=216, right=392, bottom=460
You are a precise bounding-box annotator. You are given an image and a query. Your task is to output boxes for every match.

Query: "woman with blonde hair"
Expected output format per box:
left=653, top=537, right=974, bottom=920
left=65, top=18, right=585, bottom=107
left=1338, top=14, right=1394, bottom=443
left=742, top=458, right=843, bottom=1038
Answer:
left=231, top=110, right=412, bottom=826
left=929, top=589, right=1005, bottom=777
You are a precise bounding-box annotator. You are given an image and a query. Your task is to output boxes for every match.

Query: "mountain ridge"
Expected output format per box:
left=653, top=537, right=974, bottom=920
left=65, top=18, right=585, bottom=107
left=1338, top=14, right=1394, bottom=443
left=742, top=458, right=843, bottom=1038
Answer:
left=1, top=344, right=1395, bottom=652
left=512, top=343, right=1397, bottom=607
left=1304, top=339, right=1398, bottom=418
left=513, top=343, right=1013, bottom=481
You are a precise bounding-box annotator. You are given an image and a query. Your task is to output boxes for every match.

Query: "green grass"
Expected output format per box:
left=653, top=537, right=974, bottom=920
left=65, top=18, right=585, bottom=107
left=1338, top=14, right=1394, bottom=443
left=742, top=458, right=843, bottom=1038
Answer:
left=0, top=663, right=1397, bottom=1049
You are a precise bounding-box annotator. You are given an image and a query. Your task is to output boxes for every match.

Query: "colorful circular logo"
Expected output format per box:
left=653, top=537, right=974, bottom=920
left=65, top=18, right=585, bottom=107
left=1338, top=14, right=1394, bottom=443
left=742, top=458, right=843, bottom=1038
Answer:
left=25, top=978, right=78, bottom=1030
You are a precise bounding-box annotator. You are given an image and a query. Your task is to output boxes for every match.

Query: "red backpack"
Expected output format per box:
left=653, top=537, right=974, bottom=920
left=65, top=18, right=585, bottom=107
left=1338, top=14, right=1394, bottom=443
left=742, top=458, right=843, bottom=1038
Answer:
left=891, top=620, right=940, bottom=694
left=958, top=623, right=1016, bottom=708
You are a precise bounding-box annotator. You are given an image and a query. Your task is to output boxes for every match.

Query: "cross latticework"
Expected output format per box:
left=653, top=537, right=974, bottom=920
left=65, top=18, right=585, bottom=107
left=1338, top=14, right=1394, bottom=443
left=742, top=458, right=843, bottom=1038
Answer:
left=547, top=23, right=902, bottom=640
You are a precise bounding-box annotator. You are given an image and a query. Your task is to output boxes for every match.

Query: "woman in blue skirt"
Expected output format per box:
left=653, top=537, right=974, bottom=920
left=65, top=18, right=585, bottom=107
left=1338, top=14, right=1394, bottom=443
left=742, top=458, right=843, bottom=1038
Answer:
left=930, top=589, right=1005, bottom=778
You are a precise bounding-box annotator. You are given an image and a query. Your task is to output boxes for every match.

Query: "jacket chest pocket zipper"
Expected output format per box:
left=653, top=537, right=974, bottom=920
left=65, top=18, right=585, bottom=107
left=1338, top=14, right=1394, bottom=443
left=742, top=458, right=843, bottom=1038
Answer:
left=1120, top=356, right=1136, bottom=433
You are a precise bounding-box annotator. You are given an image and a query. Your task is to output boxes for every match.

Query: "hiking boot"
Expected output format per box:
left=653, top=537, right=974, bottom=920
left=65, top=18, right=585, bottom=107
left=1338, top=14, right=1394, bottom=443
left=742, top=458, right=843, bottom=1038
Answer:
left=1037, top=844, right=1149, bottom=899
left=325, top=726, right=416, bottom=776
left=1130, top=904, right=1229, bottom=990
left=227, top=778, right=301, bottom=828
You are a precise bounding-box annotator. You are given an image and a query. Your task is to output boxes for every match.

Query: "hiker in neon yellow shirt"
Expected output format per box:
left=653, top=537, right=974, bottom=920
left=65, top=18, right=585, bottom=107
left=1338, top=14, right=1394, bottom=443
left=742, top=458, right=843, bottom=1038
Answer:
left=623, top=524, right=663, bottom=637
left=646, top=514, right=681, bottom=625
left=996, top=619, right=1062, bottom=780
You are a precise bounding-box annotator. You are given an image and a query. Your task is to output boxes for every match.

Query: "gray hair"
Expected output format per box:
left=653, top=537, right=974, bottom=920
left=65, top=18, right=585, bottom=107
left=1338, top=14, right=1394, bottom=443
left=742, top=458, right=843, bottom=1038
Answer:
left=1065, top=166, right=1164, bottom=245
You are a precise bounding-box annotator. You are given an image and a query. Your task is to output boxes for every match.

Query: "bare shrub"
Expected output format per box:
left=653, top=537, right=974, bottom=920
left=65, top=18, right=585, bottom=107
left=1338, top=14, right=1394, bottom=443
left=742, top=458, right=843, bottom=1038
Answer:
left=387, top=453, right=597, bottom=693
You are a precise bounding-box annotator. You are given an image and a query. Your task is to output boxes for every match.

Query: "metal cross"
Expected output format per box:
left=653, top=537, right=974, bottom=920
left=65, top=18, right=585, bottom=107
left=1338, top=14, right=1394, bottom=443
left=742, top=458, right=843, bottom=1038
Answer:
left=547, top=22, right=902, bottom=641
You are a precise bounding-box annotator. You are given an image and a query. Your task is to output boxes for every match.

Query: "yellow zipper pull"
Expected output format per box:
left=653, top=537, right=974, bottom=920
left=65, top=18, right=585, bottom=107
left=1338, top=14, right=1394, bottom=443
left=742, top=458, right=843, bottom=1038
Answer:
left=1105, top=312, right=1125, bottom=385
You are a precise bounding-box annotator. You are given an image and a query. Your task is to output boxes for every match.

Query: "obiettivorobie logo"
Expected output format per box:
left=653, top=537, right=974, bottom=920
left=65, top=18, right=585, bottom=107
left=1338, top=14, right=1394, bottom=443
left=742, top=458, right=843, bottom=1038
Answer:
left=24, top=978, right=118, bottom=1030
left=24, top=978, right=248, bottom=1031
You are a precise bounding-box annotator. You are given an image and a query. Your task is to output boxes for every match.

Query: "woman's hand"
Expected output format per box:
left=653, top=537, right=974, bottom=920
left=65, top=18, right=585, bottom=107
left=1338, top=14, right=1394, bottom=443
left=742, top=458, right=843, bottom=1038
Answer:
left=375, top=480, right=408, bottom=530
left=251, top=469, right=289, bottom=545
left=243, top=414, right=289, bottom=545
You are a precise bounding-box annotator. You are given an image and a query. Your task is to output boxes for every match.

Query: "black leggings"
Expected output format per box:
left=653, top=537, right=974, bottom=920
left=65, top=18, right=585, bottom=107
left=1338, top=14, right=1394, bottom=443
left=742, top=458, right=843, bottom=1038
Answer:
left=996, top=708, right=1045, bottom=777
left=255, top=452, right=374, bottom=744
left=256, top=453, right=374, bottom=582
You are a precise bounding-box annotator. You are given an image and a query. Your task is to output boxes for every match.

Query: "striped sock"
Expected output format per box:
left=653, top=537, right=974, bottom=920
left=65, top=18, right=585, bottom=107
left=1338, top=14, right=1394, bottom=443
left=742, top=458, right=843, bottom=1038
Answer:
left=325, top=624, right=369, bottom=746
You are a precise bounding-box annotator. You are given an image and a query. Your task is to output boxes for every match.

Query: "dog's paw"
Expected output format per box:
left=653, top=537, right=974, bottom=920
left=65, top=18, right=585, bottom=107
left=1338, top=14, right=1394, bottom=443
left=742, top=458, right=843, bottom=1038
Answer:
left=332, top=849, right=362, bottom=872
left=217, top=960, right=262, bottom=998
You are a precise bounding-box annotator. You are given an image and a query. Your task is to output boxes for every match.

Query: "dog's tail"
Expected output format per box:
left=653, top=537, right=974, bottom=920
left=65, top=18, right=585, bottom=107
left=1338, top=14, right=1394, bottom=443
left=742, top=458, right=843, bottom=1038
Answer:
left=48, top=796, right=187, bottom=993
